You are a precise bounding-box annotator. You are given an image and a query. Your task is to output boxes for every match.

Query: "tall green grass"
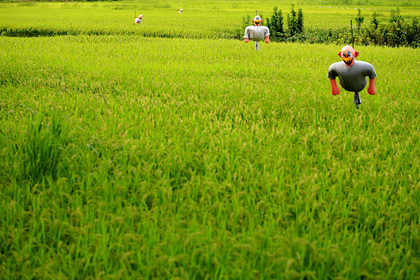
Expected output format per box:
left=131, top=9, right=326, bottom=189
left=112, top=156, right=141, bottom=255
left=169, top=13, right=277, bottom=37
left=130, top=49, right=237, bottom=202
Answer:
left=1, top=34, right=419, bottom=279
left=1, top=0, right=419, bottom=38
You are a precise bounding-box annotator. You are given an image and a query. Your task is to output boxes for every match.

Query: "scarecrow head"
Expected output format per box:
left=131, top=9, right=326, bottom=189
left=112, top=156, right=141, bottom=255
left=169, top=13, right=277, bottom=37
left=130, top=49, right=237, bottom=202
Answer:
left=338, top=45, right=359, bottom=67
left=253, top=15, right=262, bottom=26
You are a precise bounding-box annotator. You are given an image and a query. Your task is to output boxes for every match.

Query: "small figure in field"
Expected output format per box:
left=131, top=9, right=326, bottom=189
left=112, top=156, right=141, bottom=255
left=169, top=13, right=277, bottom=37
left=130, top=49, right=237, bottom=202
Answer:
left=244, top=15, right=270, bottom=51
left=179, top=8, right=183, bottom=13
left=328, top=45, right=377, bottom=109
left=135, top=14, right=143, bottom=24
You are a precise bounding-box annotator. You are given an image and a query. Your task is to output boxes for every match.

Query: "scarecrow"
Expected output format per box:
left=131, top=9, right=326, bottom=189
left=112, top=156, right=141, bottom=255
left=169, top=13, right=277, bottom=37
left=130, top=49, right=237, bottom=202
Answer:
left=244, top=15, right=270, bottom=51
left=328, top=45, right=377, bottom=109
left=135, top=14, right=143, bottom=24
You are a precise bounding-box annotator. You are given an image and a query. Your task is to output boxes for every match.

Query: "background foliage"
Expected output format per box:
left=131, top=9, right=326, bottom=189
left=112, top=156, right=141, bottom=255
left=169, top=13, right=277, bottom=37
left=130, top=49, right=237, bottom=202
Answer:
left=244, top=5, right=419, bottom=47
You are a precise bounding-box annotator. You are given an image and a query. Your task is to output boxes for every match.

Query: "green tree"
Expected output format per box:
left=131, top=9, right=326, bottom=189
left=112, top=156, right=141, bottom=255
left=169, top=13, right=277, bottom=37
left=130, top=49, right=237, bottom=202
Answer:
left=268, top=6, right=284, bottom=38
left=371, top=12, right=379, bottom=30
left=355, top=8, right=364, bottom=33
left=297, top=8, right=304, bottom=33
left=287, top=5, right=298, bottom=36
left=389, top=7, right=404, bottom=24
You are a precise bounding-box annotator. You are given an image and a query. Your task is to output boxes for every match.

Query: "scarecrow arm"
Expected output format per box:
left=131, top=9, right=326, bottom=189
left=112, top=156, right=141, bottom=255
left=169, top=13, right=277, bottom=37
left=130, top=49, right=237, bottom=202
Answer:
left=330, top=79, right=340, bottom=95
left=367, top=77, right=376, bottom=95
left=265, top=36, right=269, bottom=43
left=245, top=38, right=249, bottom=43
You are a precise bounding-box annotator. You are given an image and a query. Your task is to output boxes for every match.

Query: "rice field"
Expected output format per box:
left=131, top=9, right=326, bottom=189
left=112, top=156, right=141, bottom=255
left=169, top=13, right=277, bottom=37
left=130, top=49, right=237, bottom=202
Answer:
left=1, top=1, right=420, bottom=279
left=1, top=0, right=419, bottom=38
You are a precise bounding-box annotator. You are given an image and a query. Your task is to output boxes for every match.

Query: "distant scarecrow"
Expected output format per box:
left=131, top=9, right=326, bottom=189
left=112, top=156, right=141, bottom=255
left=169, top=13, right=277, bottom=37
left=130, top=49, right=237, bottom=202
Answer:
left=328, top=45, right=377, bottom=109
left=135, top=14, right=143, bottom=24
left=244, top=15, right=270, bottom=51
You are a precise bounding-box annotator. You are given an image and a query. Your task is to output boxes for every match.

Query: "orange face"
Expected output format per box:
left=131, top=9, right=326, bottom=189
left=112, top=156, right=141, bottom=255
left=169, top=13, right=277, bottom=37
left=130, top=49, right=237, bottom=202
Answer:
left=253, top=16, right=262, bottom=26
left=338, top=46, right=359, bottom=66
left=341, top=50, right=353, bottom=65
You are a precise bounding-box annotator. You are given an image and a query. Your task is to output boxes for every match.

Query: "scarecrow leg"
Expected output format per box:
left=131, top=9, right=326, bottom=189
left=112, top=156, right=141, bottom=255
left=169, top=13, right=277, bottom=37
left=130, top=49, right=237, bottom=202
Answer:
left=353, top=91, right=361, bottom=109
left=255, top=41, right=259, bottom=51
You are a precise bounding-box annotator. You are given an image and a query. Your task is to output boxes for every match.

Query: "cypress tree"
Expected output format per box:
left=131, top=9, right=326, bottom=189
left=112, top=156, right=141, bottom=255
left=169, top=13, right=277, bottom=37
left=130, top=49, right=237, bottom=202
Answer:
left=297, top=8, right=304, bottom=33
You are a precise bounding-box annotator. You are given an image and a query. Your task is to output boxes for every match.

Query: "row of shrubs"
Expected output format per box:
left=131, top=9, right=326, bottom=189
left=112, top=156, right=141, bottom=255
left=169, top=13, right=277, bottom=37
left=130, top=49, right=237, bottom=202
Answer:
left=354, top=8, right=419, bottom=48
left=240, top=6, right=419, bottom=48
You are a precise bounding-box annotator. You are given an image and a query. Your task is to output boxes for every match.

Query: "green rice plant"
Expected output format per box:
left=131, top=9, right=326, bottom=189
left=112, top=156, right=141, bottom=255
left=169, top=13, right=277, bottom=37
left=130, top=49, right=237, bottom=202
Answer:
left=18, top=109, right=68, bottom=183
left=0, top=10, right=419, bottom=280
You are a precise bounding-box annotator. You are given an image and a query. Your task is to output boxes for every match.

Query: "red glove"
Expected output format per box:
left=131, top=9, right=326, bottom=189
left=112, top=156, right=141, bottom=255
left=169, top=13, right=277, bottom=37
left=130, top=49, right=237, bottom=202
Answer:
left=330, top=79, right=340, bottom=95
left=367, top=77, right=376, bottom=95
